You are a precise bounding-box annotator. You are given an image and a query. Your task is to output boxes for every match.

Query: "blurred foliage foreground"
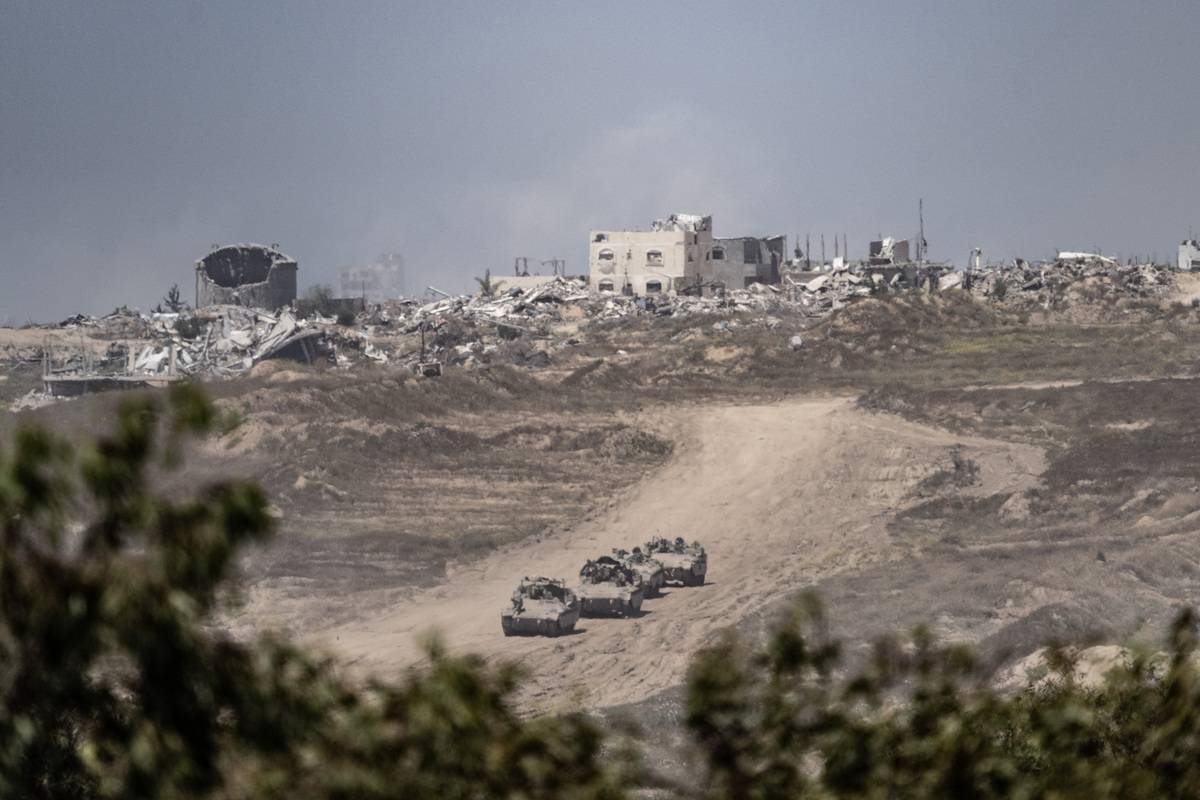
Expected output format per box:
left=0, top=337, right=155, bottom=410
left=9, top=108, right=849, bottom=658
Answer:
left=4, top=387, right=1200, bottom=799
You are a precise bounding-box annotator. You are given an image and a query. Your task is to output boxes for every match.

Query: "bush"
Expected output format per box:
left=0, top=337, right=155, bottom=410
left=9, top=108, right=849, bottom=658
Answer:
left=0, top=385, right=625, bottom=799
left=8, top=386, right=1200, bottom=799
left=687, top=593, right=1200, bottom=799
left=296, top=284, right=336, bottom=317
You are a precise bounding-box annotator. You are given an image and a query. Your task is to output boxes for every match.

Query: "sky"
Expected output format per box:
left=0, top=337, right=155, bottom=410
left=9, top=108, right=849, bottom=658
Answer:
left=2, top=0, right=1198, bottom=323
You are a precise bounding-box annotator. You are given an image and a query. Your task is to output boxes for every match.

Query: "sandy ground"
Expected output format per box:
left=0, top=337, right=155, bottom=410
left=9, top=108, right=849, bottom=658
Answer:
left=1167, top=272, right=1200, bottom=306
left=320, top=397, right=1043, bottom=712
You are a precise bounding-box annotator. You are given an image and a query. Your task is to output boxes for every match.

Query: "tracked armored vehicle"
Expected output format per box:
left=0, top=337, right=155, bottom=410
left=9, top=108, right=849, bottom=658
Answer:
left=645, top=536, right=707, bottom=586
left=613, top=547, right=665, bottom=598
left=501, top=576, right=580, bottom=636
left=578, top=556, right=644, bottom=617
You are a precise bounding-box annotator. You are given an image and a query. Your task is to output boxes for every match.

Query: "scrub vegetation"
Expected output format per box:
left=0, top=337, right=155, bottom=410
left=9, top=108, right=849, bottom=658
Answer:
left=4, top=388, right=1200, bottom=797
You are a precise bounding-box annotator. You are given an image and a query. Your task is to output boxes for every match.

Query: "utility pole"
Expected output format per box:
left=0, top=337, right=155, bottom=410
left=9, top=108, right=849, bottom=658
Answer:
left=821, top=234, right=826, bottom=268
left=806, top=234, right=811, bottom=270
left=917, top=198, right=927, bottom=262
left=843, top=233, right=848, bottom=263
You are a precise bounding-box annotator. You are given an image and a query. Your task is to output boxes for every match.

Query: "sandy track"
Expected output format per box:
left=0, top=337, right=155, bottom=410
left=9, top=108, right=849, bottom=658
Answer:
left=322, top=398, right=1042, bottom=711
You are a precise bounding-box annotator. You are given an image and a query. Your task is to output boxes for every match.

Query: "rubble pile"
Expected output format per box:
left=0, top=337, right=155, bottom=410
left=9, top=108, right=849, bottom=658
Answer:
left=783, top=268, right=873, bottom=313
left=101, top=306, right=321, bottom=378
left=390, top=277, right=814, bottom=327
left=966, top=258, right=1175, bottom=310
left=11, top=257, right=1186, bottom=405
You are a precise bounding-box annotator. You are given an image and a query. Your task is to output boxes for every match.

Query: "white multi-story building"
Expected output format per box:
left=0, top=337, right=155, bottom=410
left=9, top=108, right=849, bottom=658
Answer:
left=588, top=213, right=712, bottom=295
left=587, top=214, right=786, bottom=295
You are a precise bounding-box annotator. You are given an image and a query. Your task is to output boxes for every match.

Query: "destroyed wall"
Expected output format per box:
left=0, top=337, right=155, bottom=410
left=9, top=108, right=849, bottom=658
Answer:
left=195, top=244, right=298, bottom=310
left=705, top=236, right=785, bottom=290
left=588, top=215, right=711, bottom=295
left=869, top=238, right=911, bottom=265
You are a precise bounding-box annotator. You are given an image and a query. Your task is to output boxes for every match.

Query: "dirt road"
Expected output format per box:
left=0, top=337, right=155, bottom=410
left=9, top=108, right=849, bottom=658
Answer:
left=322, top=398, right=1043, bottom=711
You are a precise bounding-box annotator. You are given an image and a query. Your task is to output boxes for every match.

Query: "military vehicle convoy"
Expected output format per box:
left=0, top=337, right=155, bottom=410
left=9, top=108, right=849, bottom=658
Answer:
left=612, top=547, right=666, bottom=598
left=500, top=538, right=707, bottom=636
left=645, top=536, right=707, bottom=586
left=500, top=576, right=581, bottom=636
left=577, top=556, right=644, bottom=617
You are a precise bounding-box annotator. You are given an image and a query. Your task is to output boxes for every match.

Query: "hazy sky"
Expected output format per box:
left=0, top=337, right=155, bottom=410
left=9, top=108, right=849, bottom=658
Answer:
left=2, top=0, right=1197, bottom=322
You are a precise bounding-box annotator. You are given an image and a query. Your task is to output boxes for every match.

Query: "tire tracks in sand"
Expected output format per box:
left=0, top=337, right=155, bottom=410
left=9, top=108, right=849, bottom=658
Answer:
left=322, top=397, right=1044, bottom=711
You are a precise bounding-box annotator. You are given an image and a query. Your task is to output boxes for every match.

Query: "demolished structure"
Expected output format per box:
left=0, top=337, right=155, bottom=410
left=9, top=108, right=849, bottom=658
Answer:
left=965, top=254, right=1174, bottom=311
left=195, top=244, right=297, bottom=310
left=588, top=214, right=786, bottom=296
left=868, top=237, right=911, bottom=266
left=709, top=235, right=787, bottom=291
left=1179, top=240, right=1200, bottom=272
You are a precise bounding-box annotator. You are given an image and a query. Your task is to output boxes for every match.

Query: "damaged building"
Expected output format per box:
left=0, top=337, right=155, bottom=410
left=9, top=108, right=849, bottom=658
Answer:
left=587, top=214, right=784, bottom=296
left=1179, top=239, right=1200, bottom=272
left=707, top=236, right=786, bottom=290
left=194, top=243, right=298, bottom=310
left=588, top=213, right=713, bottom=296
left=868, top=237, right=911, bottom=266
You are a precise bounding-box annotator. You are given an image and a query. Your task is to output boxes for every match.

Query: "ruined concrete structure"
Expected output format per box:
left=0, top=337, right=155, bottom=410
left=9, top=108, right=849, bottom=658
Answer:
left=1179, top=239, right=1200, bottom=271
left=709, top=236, right=786, bottom=290
left=338, top=252, right=406, bottom=303
left=195, top=244, right=297, bottom=310
left=588, top=214, right=713, bottom=296
left=868, top=237, right=911, bottom=266
left=587, top=214, right=784, bottom=295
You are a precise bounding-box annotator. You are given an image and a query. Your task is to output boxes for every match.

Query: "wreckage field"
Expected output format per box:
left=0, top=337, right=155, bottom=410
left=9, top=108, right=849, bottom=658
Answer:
left=6, top=289, right=1200, bottom=768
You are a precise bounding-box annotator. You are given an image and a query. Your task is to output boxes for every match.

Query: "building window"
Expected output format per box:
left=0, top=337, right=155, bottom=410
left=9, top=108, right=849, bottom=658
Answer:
left=598, top=249, right=615, bottom=261
left=645, top=280, right=662, bottom=294
left=712, top=247, right=725, bottom=261
left=593, top=233, right=608, bottom=243
left=598, top=280, right=614, bottom=292
left=646, top=249, right=663, bottom=265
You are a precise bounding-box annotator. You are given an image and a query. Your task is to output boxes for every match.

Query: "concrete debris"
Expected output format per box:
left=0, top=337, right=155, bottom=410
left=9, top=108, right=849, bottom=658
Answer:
left=966, top=257, right=1174, bottom=309
left=17, top=252, right=1187, bottom=404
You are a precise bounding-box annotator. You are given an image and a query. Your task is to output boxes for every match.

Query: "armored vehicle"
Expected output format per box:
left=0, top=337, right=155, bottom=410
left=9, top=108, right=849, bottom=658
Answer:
left=645, top=536, right=707, bottom=586
left=501, top=576, right=580, bottom=636
left=578, top=556, right=644, bottom=617
left=613, top=547, right=665, bottom=598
